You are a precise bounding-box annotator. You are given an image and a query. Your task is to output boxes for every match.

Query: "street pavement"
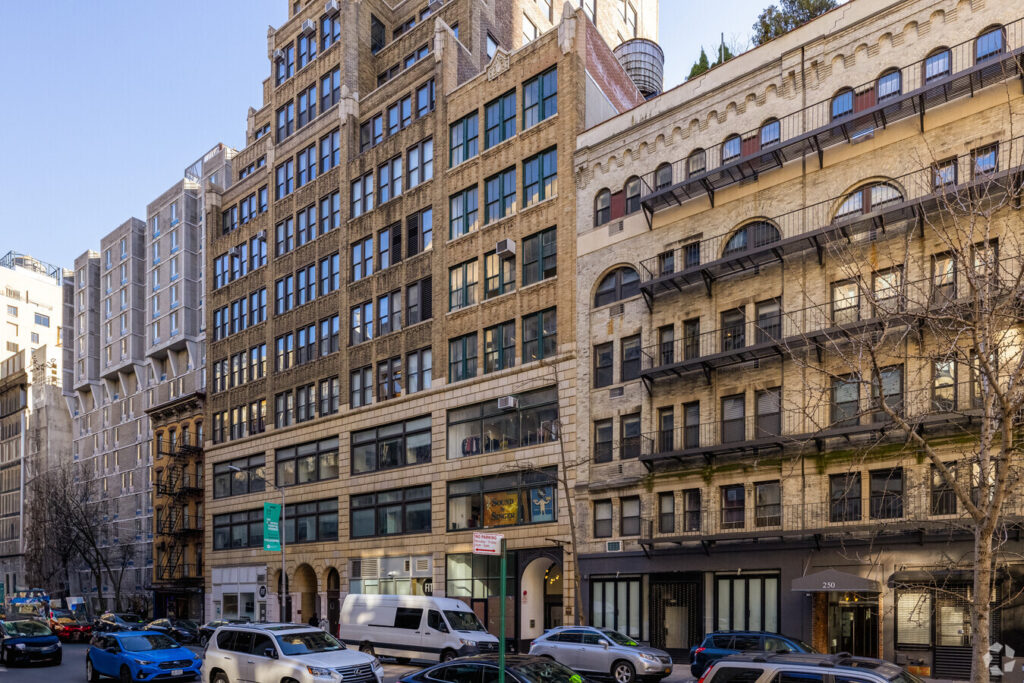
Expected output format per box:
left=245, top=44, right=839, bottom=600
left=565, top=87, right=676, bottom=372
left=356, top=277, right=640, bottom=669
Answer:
left=0, top=642, right=699, bottom=682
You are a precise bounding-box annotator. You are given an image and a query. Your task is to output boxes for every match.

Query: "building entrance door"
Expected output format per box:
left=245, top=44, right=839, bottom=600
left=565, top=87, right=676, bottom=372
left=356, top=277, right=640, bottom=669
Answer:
left=649, top=576, right=702, bottom=659
left=828, top=596, right=878, bottom=657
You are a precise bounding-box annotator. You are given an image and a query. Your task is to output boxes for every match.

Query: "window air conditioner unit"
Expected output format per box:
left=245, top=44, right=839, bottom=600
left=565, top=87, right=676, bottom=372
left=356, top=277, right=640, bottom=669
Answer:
left=606, top=540, right=623, bottom=552
left=273, top=49, right=285, bottom=62
left=300, top=19, right=316, bottom=36
left=496, top=239, right=516, bottom=258
left=324, top=0, right=340, bottom=16
left=498, top=396, right=518, bottom=410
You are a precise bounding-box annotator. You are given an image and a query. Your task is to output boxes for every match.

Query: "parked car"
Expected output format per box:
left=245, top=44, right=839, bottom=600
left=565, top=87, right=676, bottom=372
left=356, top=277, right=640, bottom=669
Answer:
left=145, top=618, right=199, bottom=643
left=698, top=652, right=923, bottom=683
left=341, top=593, right=499, bottom=663
left=48, top=608, right=93, bottom=642
left=202, top=622, right=383, bottom=683
left=690, top=631, right=817, bottom=677
left=0, top=618, right=62, bottom=666
left=197, top=618, right=250, bottom=647
left=400, top=654, right=595, bottom=683
left=530, top=626, right=672, bottom=683
left=94, top=612, right=147, bottom=632
left=86, top=631, right=201, bottom=681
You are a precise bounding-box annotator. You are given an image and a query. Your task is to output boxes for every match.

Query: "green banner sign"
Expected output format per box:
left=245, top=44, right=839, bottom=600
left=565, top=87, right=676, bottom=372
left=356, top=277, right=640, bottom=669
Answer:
left=0, top=581, right=5, bottom=604
left=264, top=502, right=281, bottom=552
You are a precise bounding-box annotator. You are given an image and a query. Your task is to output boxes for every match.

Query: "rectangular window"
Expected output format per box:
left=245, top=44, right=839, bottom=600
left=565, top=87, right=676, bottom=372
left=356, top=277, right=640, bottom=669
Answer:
left=657, top=492, right=674, bottom=534
left=593, top=342, right=613, bottom=388
left=933, top=157, right=957, bottom=189
left=321, top=17, right=340, bottom=51
left=275, top=218, right=295, bottom=256
left=755, top=387, right=781, bottom=437
left=276, top=101, right=294, bottom=142
left=484, top=321, right=516, bottom=373
left=449, top=186, right=479, bottom=239
left=377, top=290, right=402, bottom=335
left=321, top=67, right=341, bottom=112
left=378, top=224, right=402, bottom=271
left=294, top=383, right=316, bottom=423
left=213, top=456, right=266, bottom=499
left=523, top=147, right=557, bottom=207
left=350, top=301, right=373, bottom=345
left=754, top=481, right=781, bottom=527
left=350, top=365, right=372, bottom=408
left=932, top=252, right=955, bottom=303
left=351, top=416, right=432, bottom=475
left=407, top=347, right=432, bottom=394
left=720, top=484, right=745, bottom=529
left=319, top=253, right=340, bottom=294
left=831, top=375, right=859, bottom=427
left=212, top=510, right=264, bottom=550
left=407, top=207, right=433, bottom=257
left=621, top=335, right=640, bottom=382
left=620, top=412, right=641, bottom=460
left=871, top=365, right=904, bottom=421
left=715, top=574, right=779, bottom=632
left=448, top=333, right=478, bottom=382
left=485, top=167, right=517, bottom=223
left=721, top=308, right=745, bottom=352
left=351, top=485, right=432, bottom=538
left=873, top=266, right=904, bottom=314
left=524, top=67, right=557, bottom=128
left=683, top=402, right=700, bottom=449
left=405, top=276, right=432, bottom=325
left=830, top=472, right=862, bottom=522
left=275, top=160, right=294, bottom=199
left=972, top=143, right=998, bottom=176
left=448, top=467, right=557, bottom=531
left=407, top=138, right=433, bottom=188
left=283, top=499, right=338, bottom=544
left=319, top=130, right=340, bottom=173
left=296, top=84, right=317, bottom=128
left=522, top=15, right=538, bottom=43
left=485, top=91, right=516, bottom=149
left=591, top=577, right=642, bottom=640
left=416, top=79, right=435, bottom=117
left=522, top=227, right=557, bottom=285
left=450, top=113, right=479, bottom=166
left=274, top=391, right=294, bottom=428
left=318, top=376, right=340, bottom=416
left=831, top=280, right=859, bottom=325
left=931, top=463, right=957, bottom=515
left=656, top=406, right=674, bottom=454
left=378, top=156, right=403, bottom=204
left=869, top=467, right=903, bottom=519
left=682, top=488, right=701, bottom=531
left=896, top=591, right=933, bottom=647
left=721, top=394, right=745, bottom=443
left=594, top=419, right=613, bottom=463
left=522, top=307, right=557, bottom=362
left=351, top=172, right=374, bottom=217
left=621, top=497, right=641, bottom=536
left=449, top=260, right=479, bottom=311
left=351, top=237, right=373, bottom=282
left=484, top=250, right=515, bottom=299
left=933, top=358, right=956, bottom=411
left=446, top=385, right=557, bottom=458
left=319, top=314, right=340, bottom=356
left=376, top=355, right=403, bottom=400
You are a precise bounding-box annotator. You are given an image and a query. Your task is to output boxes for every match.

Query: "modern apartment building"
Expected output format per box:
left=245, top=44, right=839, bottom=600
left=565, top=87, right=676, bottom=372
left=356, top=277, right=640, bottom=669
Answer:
left=148, top=145, right=235, bottom=621
left=205, top=0, right=656, bottom=649
left=0, top=253, right=71, bottom=596
left=573, top=0, right=1024, bottom=677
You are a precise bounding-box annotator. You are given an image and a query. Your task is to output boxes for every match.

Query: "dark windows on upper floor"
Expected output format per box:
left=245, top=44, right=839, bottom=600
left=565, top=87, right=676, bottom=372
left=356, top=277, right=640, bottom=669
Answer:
left=485, top=91, right=516, bottom=149
left=352, top=485, right=432, bottom=538
left=523, top=147, right=557, bottom=207
left=352, top=415, right=431, bottom=475
left=450, top=112, right=479, bottom=167
left=976, top=25, right=1005, bottom=62
left=760, top=119, right=780, bottom=148
left=275, top=43, right=295, bottom=85
left=523, top=226, right=557, bottom=286
left=594, top=267, right=639, bottom=307
left=835, top=181, right=903, bottom=219
left=723, top=220, right=781, bottom=256
left=370, top=14, right=386, bottom=54
left=831, top=88, right=854, bottom=120
left=925, top=47, right=951, bottom=82
left=276, top=437, right=338, bottom=487
left=524, top=67, right=557, bottom=129
left=876, top=69, right=901, bottom=101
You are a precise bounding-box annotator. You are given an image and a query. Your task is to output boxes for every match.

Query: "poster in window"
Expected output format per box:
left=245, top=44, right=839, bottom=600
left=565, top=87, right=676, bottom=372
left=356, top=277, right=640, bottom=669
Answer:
left=529, top=486, right=555, bottom=523
left=483, top=491, right=518, bottom=526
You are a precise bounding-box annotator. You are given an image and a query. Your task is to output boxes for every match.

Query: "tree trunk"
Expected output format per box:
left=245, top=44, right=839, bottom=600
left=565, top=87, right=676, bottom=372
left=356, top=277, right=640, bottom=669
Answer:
left=971, top=524, right=995, bottom=683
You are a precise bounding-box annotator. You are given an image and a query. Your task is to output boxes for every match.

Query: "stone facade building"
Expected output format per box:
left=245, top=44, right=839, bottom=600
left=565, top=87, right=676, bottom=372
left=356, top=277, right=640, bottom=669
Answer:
left=204, top=0, right=655, bottom=650
left=572, top=0, right=1024, bottom=677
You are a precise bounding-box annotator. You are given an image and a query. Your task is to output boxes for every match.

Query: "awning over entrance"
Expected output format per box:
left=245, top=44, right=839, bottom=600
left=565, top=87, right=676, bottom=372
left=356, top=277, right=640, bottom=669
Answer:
left=791, top=568, right=881, bottom=593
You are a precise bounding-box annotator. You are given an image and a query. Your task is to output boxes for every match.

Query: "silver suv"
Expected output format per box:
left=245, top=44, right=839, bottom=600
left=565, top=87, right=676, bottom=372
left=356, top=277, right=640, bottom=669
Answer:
left=202, top=622, right=383, bottom=683
left=700, top=653, right=923, bottom=683
left=528, top=626, right=672, bottom=683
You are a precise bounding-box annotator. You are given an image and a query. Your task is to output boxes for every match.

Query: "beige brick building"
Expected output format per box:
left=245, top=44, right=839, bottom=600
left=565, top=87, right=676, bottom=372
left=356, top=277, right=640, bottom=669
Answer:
left=573, top=0, right=1024, bottom=676
left=204, top=0, right=656, bottom=652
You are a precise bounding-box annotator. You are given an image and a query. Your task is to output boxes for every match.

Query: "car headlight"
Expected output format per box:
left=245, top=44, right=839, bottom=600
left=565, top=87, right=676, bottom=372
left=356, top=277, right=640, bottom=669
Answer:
left=458, top=638, right=477, bottom=647
left=372, top=657, right=383, bottom=670
left=136, top=659, right=155, bottom=665
left=638, top=652, right=659, bottom=662
left=306, top=665, right=334, bottom=677
left=56, top=642, right=62, bottom=648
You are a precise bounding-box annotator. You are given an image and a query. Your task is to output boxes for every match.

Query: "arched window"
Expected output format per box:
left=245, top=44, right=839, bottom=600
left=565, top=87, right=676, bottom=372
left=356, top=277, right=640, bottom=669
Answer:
left=594, top=189, right=611, bottom=225
left=655, top=163, right=673, bottom=190
left=835, top=182, right=903, bottom=219
left=760, top=119, right=780, bottom=148
left=723, top=221, right=781, bottom=255
left=624, top=176, right=641, bottom=214
left=831, top=88, right=854, bottom=119
left=594, top=267, right=640, bottom=307
left=924, top=47, right=951, bottom=82
left=876, top=69, right=901, bottom=101
left=687, top=149, right=706, bottom=178
left=722, top=135, right=741, bottom=163
left=976, top=26, right=1005, bottom=62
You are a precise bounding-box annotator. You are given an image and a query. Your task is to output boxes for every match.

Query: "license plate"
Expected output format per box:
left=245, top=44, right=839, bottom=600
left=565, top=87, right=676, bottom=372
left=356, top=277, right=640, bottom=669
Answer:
left=172, top=669, right=183, bottom=676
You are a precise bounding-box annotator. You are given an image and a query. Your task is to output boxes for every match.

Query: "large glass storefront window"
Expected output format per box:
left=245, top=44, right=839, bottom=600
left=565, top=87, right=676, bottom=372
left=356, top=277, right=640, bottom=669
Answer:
left=446, top=553, right=517, bottom=600
left=350, top=557, right=433, bottom=596
left=447, top=386, right=558, bottom=459
left=715, top=573, right=779, bottom=632
left=591, top=577, right=642, bottom=640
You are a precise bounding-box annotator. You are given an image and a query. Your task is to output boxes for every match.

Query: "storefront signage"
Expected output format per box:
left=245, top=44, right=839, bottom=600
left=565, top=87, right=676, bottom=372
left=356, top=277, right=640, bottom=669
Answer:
left=423, top=579, right=433, bottom=596
left=530, top=486, right=555, bottom=523
left=483, top=491, right=518, bottom=526
left=473, top=532, right=504, bottom=555
left=263, top=502, right=282, bottom=552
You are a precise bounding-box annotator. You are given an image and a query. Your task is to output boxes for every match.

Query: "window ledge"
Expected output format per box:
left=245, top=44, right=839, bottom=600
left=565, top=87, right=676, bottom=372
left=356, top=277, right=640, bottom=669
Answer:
left=519, top=194, right=558, bottom=217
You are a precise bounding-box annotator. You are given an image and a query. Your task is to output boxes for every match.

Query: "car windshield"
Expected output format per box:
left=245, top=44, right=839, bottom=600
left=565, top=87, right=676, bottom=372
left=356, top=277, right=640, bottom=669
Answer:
left=601, top=629, right=638, bottom=647
left=275, top=631, right=344, bottom=655
left=119, top=634, right=178, bottom=652
left=51, top=610, right=73, bottom=619
left=2, top=620, right=53, bottom=637
left=510, top=659, right=583, bottom=682
left=444, top=610, right=486, bottom=631
left=795, top=639, right=817, bottom=653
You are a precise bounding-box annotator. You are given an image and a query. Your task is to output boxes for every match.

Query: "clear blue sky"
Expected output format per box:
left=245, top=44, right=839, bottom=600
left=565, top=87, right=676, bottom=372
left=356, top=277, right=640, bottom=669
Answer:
left=0, top=0, right=767, bottom=270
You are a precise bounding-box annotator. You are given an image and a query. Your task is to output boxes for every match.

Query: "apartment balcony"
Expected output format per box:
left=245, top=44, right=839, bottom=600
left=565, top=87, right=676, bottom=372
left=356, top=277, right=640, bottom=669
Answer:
left=640, top=381, right=982, bottom=470
left=154, top=468, right=203, bottom=499
left=155, top=562, right=202, bottom=586
left=640, top=136, right=1024, bottom=301
left=156, top=433, right=204, bottom=459
left=158, top=512, right=203, bottom=537
left=639, top=19, right=1024, bottom=214
left=638, top=496, right=1024, bottom=551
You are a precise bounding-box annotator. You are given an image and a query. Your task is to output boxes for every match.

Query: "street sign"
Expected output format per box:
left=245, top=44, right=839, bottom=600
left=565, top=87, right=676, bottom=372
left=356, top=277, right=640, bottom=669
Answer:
left=264, top=502, right=282, bottom=552
left=473, top=532, right=504, bottom=555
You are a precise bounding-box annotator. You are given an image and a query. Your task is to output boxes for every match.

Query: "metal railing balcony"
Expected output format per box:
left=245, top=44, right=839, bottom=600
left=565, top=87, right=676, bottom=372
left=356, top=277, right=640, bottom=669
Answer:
left=639, top=135, right=1024, bottom=299
left=155, top=563, right=202, bottom=583
left=641, top=381, right=984, bottom=469
left=156, top=433, right=204, bottom=459
left=157, top=512, right=203, bottom=536
left=154, top=469, right=203, bottom=498
left=639, top=19, right=1024, bottom=214
left=639, top=496, right=1024, bottom=548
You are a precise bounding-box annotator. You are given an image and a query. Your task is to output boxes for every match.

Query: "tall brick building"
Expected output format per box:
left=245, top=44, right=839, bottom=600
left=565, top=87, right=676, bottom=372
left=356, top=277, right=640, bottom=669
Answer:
left=204, top=0, right=656, bottom=650
left=573, top=0, right=1024, bottom=676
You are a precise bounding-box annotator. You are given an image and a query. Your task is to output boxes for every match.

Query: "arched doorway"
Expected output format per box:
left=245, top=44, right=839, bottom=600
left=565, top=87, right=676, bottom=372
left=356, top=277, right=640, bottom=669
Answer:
left=294, top=564, right=318, bottom=625
left=326, top=568, right=341, bottom=637
left=520, top=558, right=562, bottom=649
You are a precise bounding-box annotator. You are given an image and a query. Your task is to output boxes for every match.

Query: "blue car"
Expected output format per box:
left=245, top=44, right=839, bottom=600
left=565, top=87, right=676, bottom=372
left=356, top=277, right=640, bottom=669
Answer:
left=0, top=618, right=62, bottom=666
left=690, top=631, right=817, bottom=677
left=86, top=631, right=201, bottom=682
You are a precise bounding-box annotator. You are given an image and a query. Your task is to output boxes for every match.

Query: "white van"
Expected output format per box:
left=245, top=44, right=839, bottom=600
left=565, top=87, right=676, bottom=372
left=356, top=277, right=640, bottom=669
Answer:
left=340, top=594, right=499, bottom=663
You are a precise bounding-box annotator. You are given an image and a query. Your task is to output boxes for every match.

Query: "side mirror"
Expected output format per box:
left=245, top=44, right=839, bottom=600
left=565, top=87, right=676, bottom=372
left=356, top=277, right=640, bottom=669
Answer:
left=264, top=647, right=278, bottom=659
left=600, top=640, right=610, bottom=649
left=106, top=646, right=119, bottom=654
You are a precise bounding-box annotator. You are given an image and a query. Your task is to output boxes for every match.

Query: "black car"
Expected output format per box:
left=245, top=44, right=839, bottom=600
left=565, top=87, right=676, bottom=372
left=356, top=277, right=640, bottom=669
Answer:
left=197, top=618, right=250, bottom=647
left=399, top=654, right=594, bottom=682
left=0, top=618, right=62, bottom=666
left=145, top=618, right=199, bottom=643
left=94, top=612, right=147, bottom=632
left=690, top=631, right=817, bottom=677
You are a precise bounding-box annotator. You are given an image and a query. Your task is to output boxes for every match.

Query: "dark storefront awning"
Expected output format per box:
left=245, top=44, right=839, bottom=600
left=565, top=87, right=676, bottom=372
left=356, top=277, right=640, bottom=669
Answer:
left=791, top=568, right=881, bottom=593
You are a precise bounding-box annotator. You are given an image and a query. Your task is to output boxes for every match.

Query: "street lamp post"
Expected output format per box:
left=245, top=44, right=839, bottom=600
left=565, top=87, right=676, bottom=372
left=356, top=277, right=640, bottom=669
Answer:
left=229, top=465, right=287, bottom=622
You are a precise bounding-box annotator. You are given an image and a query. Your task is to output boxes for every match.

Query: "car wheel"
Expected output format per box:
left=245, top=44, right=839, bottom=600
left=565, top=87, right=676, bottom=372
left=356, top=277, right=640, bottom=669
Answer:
left=612, top=660, right=636, bottom=683
left=212, top=673, right=230, bottom=683
left=359, top=642, right=375, bottom=657
left=120, top=665, right=134, bottom=683
left=53, top=652, right=63, bottom=666
left=440, top=649, right=457, bottom=662
left=86, top=657, right=100, bottom=682
left=199, top=634, right=208, bottom=647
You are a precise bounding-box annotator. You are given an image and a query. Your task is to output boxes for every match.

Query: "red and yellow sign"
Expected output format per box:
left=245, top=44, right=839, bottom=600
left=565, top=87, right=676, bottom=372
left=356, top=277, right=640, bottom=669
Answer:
left=483, top=491, right=518, bottom=527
